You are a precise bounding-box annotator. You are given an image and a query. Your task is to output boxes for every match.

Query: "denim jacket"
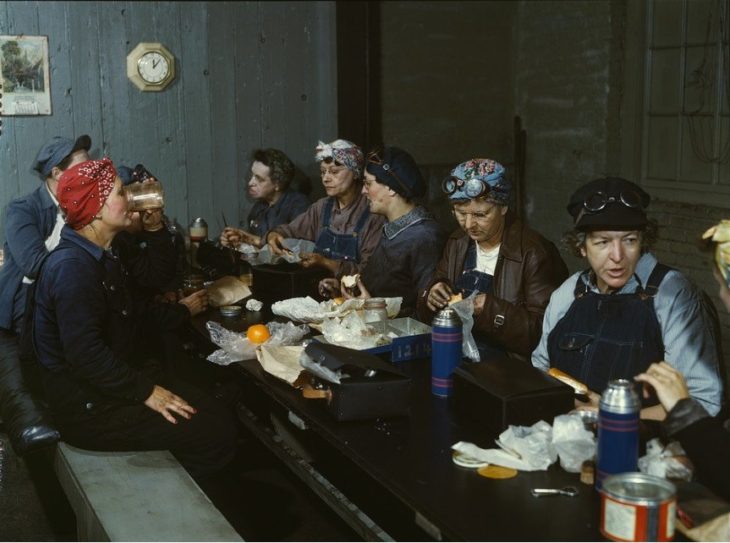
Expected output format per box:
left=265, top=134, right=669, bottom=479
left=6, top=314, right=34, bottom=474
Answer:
left=0, top=184, right=58, bottom=332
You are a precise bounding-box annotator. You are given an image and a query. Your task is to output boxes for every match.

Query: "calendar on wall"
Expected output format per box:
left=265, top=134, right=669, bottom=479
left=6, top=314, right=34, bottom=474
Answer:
left=0, top=35, right=52, bottom=116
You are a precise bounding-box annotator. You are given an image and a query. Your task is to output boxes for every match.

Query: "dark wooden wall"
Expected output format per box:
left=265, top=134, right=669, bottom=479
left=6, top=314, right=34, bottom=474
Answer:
left=0, top=1, right=337, bottom=240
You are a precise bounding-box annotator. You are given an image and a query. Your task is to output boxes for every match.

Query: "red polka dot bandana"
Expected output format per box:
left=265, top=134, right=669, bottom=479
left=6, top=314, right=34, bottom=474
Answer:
left=58, top=157, right=118, bottom=230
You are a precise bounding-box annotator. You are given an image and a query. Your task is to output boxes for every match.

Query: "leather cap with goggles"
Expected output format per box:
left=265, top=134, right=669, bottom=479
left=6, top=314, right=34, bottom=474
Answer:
left=567, top=177, right=650, bottom=232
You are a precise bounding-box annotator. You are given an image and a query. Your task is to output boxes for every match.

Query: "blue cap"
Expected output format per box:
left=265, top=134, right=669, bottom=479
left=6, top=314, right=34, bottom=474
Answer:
left=33, top=135, right=91, bottom=178
left=365, top=146, right=426, bottom=199
left=117, top=165, right=135, bottom=186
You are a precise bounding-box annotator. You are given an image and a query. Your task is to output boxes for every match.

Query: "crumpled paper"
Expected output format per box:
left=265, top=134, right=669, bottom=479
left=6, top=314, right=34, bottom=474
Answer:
left=551, top=413, right=596, bottom=473
left=271, top=296, right=402, bottom=323
left=638, top=437, right=693, bottom=481
left=452, top=416, right=596, bottom=473
left=320, top=311, right=395, bottom=350
left=452, top=420, right=556, bottom=472
left=206, top=320, right=310, bottom=365
left=245, top=298, right=263, bottom=311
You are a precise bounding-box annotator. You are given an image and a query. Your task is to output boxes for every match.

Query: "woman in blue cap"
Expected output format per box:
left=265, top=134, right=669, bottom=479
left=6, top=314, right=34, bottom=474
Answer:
left=417, top=158, right=568, bottom=362
left=319, top=145, right=446, bottom=316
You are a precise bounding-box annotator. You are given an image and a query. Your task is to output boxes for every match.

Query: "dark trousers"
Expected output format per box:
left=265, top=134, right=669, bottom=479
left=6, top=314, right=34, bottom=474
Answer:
left=53, top=377, right=238, bottom=480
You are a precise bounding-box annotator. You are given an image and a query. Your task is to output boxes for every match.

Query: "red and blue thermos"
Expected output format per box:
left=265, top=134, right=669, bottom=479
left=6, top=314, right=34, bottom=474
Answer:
left=431, top=308, right=463, bottom=397
left=596, top=379, right=640, bottom=489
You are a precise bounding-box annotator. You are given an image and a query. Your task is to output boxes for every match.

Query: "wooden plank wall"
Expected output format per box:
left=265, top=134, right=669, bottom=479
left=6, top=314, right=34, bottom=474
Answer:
left=0, top=1, right=337, bottom=241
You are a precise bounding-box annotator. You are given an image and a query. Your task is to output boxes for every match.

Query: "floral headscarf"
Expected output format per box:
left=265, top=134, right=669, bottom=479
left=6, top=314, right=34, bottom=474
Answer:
left=447, top=158, right=510, bottom=205
left=315, top=139, right=364, bottom=179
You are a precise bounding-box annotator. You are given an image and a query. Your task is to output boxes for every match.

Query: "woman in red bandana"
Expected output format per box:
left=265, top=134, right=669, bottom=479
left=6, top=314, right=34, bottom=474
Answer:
left=31, top=158, right=236, bottom=478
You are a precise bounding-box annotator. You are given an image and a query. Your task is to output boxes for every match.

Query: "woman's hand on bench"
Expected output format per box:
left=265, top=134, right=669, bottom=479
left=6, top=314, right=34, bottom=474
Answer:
left=145, top=385, right=197, bottom=424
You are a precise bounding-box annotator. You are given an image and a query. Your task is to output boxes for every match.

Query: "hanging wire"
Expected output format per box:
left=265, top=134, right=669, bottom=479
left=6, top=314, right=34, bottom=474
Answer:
left=684, top=0, right=730, bottom=164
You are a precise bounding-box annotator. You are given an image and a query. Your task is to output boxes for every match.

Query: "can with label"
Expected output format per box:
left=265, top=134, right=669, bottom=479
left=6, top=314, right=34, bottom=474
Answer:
left=596, top=379, right=640, bottom=489
left=431, top=307, right=462, bottom=397
left=600, top=472, right=676, bottom=541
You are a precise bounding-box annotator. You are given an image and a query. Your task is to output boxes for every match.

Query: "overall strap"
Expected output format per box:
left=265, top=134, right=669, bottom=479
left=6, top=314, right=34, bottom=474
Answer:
left=321, top=198, right=335, bottom=229
left=642, top=262, right=673, bottom=297
left=573, top=270, right=592, bottom=298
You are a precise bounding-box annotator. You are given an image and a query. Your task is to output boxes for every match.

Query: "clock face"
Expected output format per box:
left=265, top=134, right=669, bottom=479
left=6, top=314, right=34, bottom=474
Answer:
left=137, top=52, right=170, bottom=84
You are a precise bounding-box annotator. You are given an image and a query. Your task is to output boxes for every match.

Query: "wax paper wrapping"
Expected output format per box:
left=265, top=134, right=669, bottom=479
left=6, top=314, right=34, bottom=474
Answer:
left=271, top=296, right=402, bottom=323
left=256, top=345, right=305, bottom=384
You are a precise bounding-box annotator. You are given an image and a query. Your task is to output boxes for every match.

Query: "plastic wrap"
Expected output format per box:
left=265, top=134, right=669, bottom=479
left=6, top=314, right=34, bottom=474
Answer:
left=205, top=320, right=310, bottom=365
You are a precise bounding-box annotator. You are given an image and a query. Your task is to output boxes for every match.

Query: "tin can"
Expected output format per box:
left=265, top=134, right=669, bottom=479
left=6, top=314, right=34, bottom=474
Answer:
left=596, top=379, right=640, bottom=489
left=431, top=307, right=462, bottom=397
left=600, top=472, right=676, bottom=541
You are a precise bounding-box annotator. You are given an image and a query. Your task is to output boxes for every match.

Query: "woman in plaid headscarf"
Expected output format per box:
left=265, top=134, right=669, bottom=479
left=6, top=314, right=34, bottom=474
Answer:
left=266, top=139, right=386, bottom=277
left=32, top=158, right=236, bottom=478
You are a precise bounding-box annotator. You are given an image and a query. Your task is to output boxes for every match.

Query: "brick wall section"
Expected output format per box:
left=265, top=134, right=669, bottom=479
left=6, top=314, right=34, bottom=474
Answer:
left=650, top=199, right=730, bottom=366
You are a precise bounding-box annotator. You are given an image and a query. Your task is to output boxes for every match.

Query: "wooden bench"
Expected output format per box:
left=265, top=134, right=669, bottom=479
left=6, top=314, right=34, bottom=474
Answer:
left=54, top=442, right=243, bottom=542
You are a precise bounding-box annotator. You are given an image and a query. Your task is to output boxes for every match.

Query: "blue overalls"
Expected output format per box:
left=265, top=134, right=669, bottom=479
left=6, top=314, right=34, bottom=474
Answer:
left=455, top=242, right=504, bottom=361
left=313, top=198, right=370, bottom=263
left=547, top=264, right=670, bottom=404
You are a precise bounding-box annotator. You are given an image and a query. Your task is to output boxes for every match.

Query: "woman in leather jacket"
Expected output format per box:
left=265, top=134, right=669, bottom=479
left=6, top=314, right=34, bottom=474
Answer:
left=417, top=158, right=568, bottom=362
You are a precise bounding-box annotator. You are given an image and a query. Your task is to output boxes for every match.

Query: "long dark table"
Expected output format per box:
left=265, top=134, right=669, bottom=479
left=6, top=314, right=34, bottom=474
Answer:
left=192, top=311, right=601, bottom=541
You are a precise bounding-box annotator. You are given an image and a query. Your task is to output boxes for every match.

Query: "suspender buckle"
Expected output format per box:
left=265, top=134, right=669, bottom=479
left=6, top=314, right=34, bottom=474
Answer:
left=494, top=314, right=505, bottom=328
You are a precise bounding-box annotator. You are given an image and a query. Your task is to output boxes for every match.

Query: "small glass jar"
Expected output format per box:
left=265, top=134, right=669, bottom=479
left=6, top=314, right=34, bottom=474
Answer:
left=189, top=217, right=208, bottom=242
left=363, top=298, right=388, bottom=323
left=182, top=274, right=205, bottom=297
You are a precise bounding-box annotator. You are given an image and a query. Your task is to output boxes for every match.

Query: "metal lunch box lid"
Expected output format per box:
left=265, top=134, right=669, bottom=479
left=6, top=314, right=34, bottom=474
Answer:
left=600, top=472, right=676, bottom=505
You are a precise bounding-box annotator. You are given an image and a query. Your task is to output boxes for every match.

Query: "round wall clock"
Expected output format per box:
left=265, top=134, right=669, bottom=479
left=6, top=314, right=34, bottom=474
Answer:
left=126, top=42, right=176, bottom=92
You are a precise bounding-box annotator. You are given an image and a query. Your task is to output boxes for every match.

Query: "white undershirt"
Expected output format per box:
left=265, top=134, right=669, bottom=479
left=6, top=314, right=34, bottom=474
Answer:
left=474, top=242, right=500, bottom=275
left=22, top=184, right=63, bottom=285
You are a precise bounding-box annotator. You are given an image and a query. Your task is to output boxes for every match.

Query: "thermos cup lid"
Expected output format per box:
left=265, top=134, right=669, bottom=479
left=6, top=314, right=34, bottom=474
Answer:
left=433, top=307, right=462, bottom=328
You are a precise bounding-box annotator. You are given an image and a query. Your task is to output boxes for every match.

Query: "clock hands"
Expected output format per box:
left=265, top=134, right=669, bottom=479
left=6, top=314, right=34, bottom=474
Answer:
left=152, top=57, right=160, bottom=69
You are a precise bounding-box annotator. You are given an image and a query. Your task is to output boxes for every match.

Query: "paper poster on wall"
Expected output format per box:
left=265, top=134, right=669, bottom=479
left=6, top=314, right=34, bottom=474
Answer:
left=0, top=35, right=52, bottom=116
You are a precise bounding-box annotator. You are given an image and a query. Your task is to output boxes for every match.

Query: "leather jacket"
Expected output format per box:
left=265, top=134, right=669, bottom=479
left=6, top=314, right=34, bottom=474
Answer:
left=417, top=212, right=568, bottom=361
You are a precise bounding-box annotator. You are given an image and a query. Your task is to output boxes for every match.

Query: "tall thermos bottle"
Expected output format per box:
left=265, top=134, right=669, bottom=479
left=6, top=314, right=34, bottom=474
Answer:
left=596, top=379, right=640, bottom=489
left=431, top=308, right=463, bottom=397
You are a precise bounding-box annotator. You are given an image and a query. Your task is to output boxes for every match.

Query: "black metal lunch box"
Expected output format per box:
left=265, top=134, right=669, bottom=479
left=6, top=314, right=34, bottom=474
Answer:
left=303, top=342, right=411, bottom=422
left=452, top=356, right=574, bottom=434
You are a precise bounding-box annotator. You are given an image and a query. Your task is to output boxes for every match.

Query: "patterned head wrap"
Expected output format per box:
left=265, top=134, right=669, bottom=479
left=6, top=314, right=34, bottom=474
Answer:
left=58, top=157, right=118, bottom=230
left=315, top=139, right=364, bottom=179
left=445, top=158, right=510, bottom=205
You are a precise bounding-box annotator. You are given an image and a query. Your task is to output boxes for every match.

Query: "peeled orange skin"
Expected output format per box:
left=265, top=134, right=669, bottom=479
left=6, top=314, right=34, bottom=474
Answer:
left=246, top=324, right=271, bottom=344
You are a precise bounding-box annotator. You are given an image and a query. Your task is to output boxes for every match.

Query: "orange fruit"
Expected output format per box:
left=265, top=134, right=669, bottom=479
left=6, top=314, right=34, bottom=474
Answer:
left=246, top=324, right=271, bottom=344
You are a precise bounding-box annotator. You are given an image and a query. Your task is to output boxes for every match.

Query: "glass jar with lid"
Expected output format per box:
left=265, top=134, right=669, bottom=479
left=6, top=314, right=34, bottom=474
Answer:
left=363, top=298, right=388, bottom=323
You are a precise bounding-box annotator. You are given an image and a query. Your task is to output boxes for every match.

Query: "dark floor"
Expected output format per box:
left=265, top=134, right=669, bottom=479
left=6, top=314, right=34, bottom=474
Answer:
left=0, top=424, right=360, bottom=542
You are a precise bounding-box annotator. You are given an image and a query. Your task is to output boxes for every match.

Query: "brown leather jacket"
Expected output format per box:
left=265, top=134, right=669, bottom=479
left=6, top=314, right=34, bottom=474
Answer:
left=417, top=212, right=568, bottom=361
